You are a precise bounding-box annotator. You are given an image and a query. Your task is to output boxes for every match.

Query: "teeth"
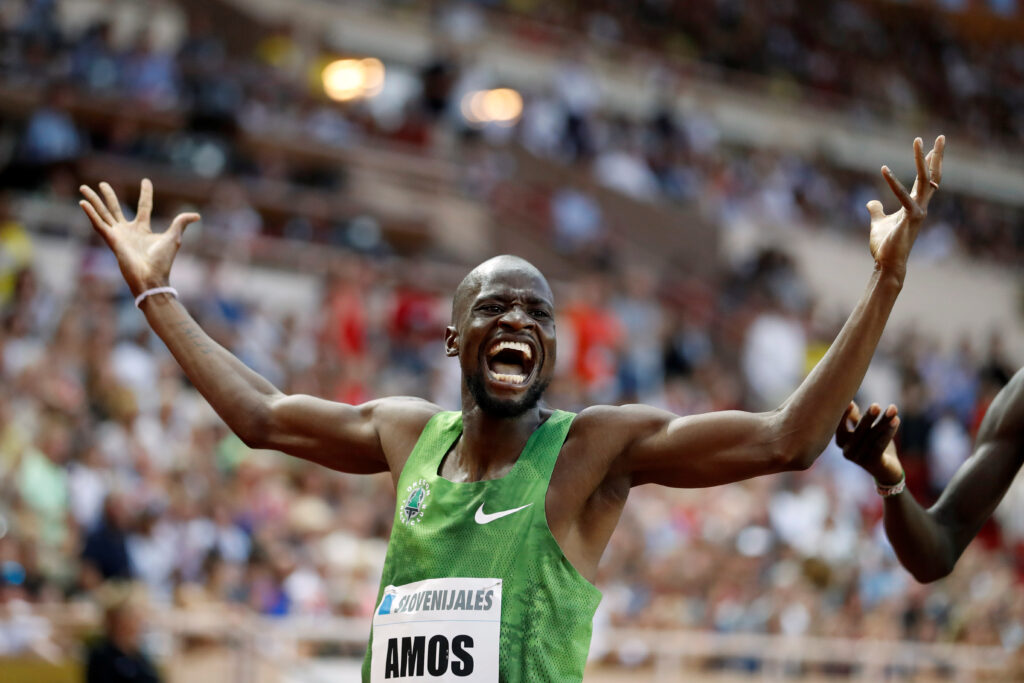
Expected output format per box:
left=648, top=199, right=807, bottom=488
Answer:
left=489, top=371, right=527, bottom=384
left=488, top=341, right=532, bottom=359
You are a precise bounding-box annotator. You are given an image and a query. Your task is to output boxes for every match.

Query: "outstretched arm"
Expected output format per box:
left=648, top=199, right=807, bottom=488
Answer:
left=134, top=293, right=390, bottom=472
left=612, top=136, right=946, bottom=487
left=839, top=368, right=1024, bottom=582
left=79, top=180, right=432, bottom=475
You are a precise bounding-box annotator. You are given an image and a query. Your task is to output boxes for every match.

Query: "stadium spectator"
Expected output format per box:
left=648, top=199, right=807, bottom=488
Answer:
left=85, top=583, right=161, bottom=683
left=81, top=494, right=133, bottom=587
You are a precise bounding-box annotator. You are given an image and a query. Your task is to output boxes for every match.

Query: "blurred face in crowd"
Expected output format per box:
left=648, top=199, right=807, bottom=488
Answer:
left=107, top=603, right=144, bottom=652
left=103, top=494, right=131, bottom=530
left=448, top=257, right=555, bottom=418
left=40, top=418, right=71, bottom=465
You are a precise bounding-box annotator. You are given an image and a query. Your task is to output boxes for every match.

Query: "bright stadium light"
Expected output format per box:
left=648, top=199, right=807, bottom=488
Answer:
left=322, top=57, right=386, bottom=102
left=482, top=88, right=522, bottom=124
left=359, top=58, right=385, bottom=97
left=460, top=88, right=523, bottom=126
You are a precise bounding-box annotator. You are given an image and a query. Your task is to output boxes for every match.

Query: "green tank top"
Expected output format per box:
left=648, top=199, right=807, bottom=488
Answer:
left=362, top=410, right=602, bottom=682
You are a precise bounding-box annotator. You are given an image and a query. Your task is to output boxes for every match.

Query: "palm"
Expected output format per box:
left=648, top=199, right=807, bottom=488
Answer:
left=79, top=180, right=199, bottom=295
left=865, top=136, right=945, bottom=277
left=869, top=209, right=905, bottom=262
left=113, top=217, right=179, bottom=285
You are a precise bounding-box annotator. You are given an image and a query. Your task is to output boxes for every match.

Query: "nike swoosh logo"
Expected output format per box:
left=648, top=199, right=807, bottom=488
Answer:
left=474, top=503, right=532, bottom=525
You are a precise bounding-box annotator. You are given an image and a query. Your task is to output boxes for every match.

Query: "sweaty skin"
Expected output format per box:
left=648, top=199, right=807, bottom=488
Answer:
left=79, top=136, right=944, bottom=584
left=838, top=368, right=1024, bottom=583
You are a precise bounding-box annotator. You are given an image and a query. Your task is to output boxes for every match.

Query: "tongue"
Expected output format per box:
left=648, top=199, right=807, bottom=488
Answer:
left=491, top=360, right=524, bottom=375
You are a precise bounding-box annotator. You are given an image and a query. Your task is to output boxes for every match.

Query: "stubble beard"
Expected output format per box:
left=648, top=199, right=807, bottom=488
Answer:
left=465, top=370, right=551, bottom=418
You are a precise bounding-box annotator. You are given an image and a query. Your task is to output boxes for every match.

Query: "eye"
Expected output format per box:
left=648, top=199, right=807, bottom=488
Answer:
left=478, top=304, right=503, bottom=314
left=531, top=309, right=550, bottom=319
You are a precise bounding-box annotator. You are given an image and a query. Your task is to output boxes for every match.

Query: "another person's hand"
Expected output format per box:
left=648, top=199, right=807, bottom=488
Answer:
left=867, top=135, right=945, bottom=283
left=836, top=401, right=904, bottom=486
left=79, top=179, right=199, bottom=296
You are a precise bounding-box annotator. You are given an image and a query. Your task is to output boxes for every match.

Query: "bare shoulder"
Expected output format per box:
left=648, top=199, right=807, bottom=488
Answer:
left=549, top=404, right=675, bottom=547
left=371, top=396, right=445, bottom=473
left=567, top=403, right=673, bottom=464
left=371, top=395, right=444, bottom=424
left=370, top=396, right=444, bottom=440
left=572, top=403, right=674, bottom=442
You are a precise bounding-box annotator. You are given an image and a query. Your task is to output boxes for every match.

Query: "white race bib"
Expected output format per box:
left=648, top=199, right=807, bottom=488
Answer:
left=371, top=577, right=502, bottom=682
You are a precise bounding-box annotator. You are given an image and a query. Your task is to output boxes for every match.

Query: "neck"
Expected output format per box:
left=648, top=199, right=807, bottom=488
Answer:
left=452, top=402, right=545, bottom=481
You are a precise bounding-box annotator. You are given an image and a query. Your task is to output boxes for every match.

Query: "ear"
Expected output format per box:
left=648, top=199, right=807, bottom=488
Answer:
left=444, top=326, right=459, bottom=357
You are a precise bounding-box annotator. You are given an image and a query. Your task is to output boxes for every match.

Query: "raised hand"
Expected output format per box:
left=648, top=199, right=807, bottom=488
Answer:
left=79, top=179, right=200, bottom=296
left=835, top=401, right=904, bottom=485
left=867, top=135, right=945, bottom=282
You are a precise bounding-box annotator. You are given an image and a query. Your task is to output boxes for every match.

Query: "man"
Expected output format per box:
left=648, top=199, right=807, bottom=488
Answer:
left=85, top=583, right=161, bottom=683
left=80, top=494, right=133, bottom=588
left=836, top=366, right=1023, bottom=583
left=79, top=135, right=943, bottom=682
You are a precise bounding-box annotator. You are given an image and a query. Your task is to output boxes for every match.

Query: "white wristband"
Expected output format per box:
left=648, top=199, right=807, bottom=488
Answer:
left=135, top=286, right=179, bottom=309
left=876, top=471, right=906, bottom=498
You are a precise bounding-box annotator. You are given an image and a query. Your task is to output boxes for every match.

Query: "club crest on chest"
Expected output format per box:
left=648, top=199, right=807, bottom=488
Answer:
left=401, top=479, right=431, bottom=526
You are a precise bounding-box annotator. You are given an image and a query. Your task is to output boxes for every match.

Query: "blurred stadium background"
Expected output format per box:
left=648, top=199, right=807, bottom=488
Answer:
left=1, top=0, right=1024, bottom=680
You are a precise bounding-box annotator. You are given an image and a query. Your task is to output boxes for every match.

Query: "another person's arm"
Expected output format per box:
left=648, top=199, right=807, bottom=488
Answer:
left=78, top=180, right=430, bottom=474
left=601, top=136, right=946, bottom=487
left=838, top=368, right=1024, bottom=582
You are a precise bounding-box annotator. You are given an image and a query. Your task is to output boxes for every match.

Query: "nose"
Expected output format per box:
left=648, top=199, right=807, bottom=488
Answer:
left=498, top=305, right=533, bottom=330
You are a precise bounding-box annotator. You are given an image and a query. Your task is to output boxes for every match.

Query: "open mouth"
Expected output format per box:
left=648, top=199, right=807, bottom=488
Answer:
left=485, top=340, right=536, bottom=386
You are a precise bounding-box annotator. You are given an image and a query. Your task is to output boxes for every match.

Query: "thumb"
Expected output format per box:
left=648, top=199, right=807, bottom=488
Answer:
left=865, top=200, right=885, bottom=222
left=163, top=212, right=200, bottom=247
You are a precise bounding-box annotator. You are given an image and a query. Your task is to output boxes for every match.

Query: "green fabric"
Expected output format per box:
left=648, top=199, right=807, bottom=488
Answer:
left=363, top=410, right=601, bottom=682
left=18, top=448, right=68, bottom=547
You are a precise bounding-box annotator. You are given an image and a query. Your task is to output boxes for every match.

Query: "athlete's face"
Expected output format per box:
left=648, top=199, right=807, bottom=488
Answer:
left=447, top=265, right=556, bottom=418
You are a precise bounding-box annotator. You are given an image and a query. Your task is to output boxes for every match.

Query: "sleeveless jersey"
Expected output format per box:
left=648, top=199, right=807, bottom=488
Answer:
left=361, top=410, right=602, bottom=682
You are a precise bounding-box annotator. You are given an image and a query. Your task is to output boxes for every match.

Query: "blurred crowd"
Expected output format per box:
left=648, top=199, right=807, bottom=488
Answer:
left=1, top=0, right=1023, bottom=265
left=462, top=0, right=1024, bottom=144
left=1, top=0, right=1024, bottom=676
left=1, top=227, right=1022, bottom=666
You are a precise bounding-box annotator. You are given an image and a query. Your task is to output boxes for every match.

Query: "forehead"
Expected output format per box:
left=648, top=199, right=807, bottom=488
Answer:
left=472, top=267, right=553, bottom=304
